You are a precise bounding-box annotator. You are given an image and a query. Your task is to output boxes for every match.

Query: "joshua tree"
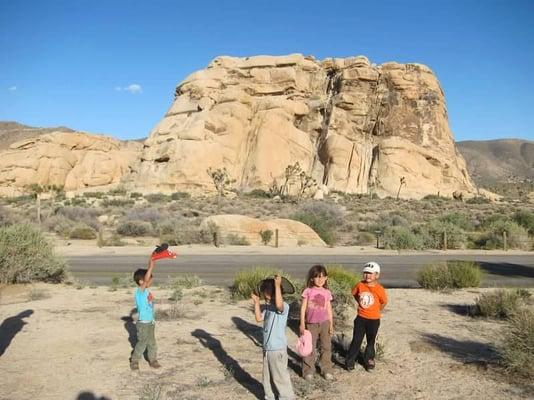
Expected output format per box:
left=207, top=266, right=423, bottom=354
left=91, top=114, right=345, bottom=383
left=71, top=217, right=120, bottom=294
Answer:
left=396, top=176, right=406, bottom=200
left=207, top=167, right=236, bottom=208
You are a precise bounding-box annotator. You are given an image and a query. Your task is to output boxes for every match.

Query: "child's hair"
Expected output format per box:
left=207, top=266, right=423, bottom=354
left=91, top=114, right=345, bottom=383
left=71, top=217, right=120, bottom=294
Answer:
left=133, top=268, right=148, bottom=285
left=306, top=264, right=328, bottom=288
left=259, top=278, right=284, bottom=302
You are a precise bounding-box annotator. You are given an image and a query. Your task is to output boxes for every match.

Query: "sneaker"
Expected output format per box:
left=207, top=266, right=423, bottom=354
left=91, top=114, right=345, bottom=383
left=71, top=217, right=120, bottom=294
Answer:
left=149, top=360, right=162, bottom=369
left=323, top=373, right=334, bottom=381
left=304, top=374, right=314, bottom=382
left=151, top=244, right=177, bottom=261
left=365, top=359, right=375, bottom=371
left=130, top=361, right=139, bottom=371
left=345, top=362, right=355, bottom=371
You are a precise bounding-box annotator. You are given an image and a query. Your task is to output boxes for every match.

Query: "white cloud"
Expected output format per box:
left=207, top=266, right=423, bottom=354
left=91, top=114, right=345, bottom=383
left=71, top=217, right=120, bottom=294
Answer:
left=125, top=83, right=142, bottom=94
left=8, top=86, right=17, bottom=91
left=114, top=86, right=122, bottom=91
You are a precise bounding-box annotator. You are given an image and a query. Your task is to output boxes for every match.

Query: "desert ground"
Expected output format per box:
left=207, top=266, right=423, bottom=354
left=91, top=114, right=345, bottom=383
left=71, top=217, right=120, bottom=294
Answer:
left=1, top=279, right=532, bottom=400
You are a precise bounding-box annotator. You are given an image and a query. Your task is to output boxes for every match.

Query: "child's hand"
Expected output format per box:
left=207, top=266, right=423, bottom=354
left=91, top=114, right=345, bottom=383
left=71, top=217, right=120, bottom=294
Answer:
left=251, top=293, right=260, bottom=304
left=274, top=275, right=282, bottom=287
left=329, top=325, right=334, bottom=336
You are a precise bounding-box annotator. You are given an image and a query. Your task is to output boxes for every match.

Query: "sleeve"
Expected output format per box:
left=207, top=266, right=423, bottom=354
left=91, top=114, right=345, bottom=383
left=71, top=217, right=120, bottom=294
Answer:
left=379, top=286, right=388, bottom=305
left=326, top=289, right=333, bottom=302
left=351, top=283, right=360, bottom=297
left=276, top=302, right=289, bottom=315
left=301, top=288, right=309, bottom=299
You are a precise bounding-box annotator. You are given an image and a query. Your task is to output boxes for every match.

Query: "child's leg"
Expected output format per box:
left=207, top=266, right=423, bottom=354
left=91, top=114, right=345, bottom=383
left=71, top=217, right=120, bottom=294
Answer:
left=302, top=323, right=320, bottom=377
left=268, top=350, right=295, bottom=400
left=263, top=352, right=276, bottom=400
left=146, top=323, right=158, bottom=362
left=345, top=316, right=366, bottom=368
left=363, top=318, right=380, bottom=363
left=317, top=320, right=332, bottom=374
left=131, top=323, right=149, bottom=362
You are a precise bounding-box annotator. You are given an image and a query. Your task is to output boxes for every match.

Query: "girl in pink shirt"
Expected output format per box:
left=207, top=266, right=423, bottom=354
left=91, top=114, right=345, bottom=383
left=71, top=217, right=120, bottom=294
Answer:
left=299, top=264, right=334, bottom=381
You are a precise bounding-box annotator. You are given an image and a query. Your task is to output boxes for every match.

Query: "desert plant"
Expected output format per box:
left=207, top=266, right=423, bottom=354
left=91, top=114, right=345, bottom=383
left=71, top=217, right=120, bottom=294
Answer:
left=69, top=223, right=97, bottom=240
left=116, top=220, right=152, bottom=236
left=101, top=198, right=135, bottom=207
left=27, top=287, right=50, bottom=301
left=481, top=220, right=530, bottom=250
left=383, top=226, right=423, bottom=251
left=166, top=274, right=202, bottom=289
left=102, top=233, right=126, bottom=246
left=513, top=209, right=534, bottom=235
left=417, top=261, right=482, bottom=290
left=474, top=289, right=529, bottom=319
left=171, top=191, right=191, bottom=200
left=207, top=167, right=236, bottom=202
left=500, top=309, right=534, bottom=379
left=291, top=201, right=344, bottom=245
left=225, top=233, right=250, bottom=246
left=231, top=266, right=282, bottom=299
left=0, top=224, right=66, bottom=284
left=259, top=229, right=273, bottom=245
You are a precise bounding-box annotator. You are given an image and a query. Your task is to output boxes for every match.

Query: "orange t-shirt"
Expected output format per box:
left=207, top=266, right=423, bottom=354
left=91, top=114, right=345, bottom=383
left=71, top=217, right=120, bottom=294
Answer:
left=351, top=281, right=388, bottom=320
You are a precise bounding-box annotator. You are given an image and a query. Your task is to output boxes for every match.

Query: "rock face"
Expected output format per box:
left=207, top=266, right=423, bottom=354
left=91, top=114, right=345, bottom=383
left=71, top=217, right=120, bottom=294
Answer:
left=201, top=214, right=325, bottom=246
left=130, top=54, right=475, bottom=199
left=0, top=132, right=142, bottom=196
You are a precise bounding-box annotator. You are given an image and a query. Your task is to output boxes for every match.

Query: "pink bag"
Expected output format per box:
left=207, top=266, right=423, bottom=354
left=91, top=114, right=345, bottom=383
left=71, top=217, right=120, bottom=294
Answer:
left=296, top=330, right=312, bottom=357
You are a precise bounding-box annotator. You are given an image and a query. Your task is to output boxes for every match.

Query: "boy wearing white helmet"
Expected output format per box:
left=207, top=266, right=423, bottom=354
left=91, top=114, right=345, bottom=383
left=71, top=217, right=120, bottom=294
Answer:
left=345, top=261, right=388, bottom=371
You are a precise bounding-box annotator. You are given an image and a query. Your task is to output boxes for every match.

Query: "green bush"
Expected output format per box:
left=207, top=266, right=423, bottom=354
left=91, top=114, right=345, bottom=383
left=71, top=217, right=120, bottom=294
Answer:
left=69, top=223, right=97, bottom=240
left=291, top=201, right=343, bottom=246
left=231, top=266, right=283, bottom=299
left=144, top=193, right=171, bottom=203
left=513, top=209, right=534, bottom=235
left=171, top=191, right=191, bottom=200
left=244, top=189, right=272, bottom=198
left=101, top=198, right=135, bottom=207
left=83, top=192, right=105, bottom=199
left=439, top=212, right=474, bottom=231
left=116, top=220, right=152, bottom=236
left=166, top=274, right=202, bottom=289
left=417, top=261, right=482, bottom=290
left=420, top=220, right=467, bottom=249
left=383, top=226, right=423, bottom=250
left=0, top=224, right=66, bottom=283
left=225, top=233, right=250, bottom=246
left=474, top=289, right=529, bottom=319
left=259, top=230, right=273, bottom=245
left=481, top=220, right=531, bottom=250
left=130, top=192, right=143, bottom=199
left=326, top=264, right=359, bottom=290
left=325, top=265, right=359, bottom=327
left=500, top=309, right=534, bottom=379
left=102, top=233, right=126, bottom=246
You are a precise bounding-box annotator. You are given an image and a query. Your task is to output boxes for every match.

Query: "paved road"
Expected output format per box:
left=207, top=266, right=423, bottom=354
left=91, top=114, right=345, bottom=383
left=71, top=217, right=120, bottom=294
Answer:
left=67, top=254, right=534, bottom=288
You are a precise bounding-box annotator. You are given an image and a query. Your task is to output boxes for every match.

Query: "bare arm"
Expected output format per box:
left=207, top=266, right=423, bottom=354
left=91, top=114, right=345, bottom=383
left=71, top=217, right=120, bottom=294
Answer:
left=251, top=293, right=263, bottom=322
left=140, top=255, right=156, bottom=291
left=274, top=275, right=283, bottom=313
left=327, top=300, right=334, bottom=335
left=299, top=296, right=308, bottom=335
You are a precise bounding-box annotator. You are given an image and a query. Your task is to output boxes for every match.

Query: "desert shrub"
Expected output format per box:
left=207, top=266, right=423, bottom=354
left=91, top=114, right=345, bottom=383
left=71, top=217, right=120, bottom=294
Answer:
left=420, top=220, right=467, bottom=249
left=225, top=233, right=250, bottom=246
left=417, top=261, right=482, bottom=290
left=480, top=220, right=530, bottom=250
left=27, top=288, right=50, bottom=301
left=354, top=231, right=376, bottom=246
left=159, top=221, right=213, bottom=245
left=43, top=215, right=75, bottom=237
left=0, top=205, right=14, bottom=227
left=500, top=309, right=534, bottom=379
left=130, top=192, right=143, bottom=199
left=108, top=186, right=127, bottom=196
left=325, top=265, right=359, bottom=327
left=144, top=193, right=171, bottom=203
left=290, top=201, right=344, bottom=246
left=259, top=229, right=273, bottom=245
left=231, top=266, right=282, bottom=299
left=466, top=196, right=491, bottom=204
left=70, top=197, right=88, bottom=206
left=166, top=274, right=202, bottom=289
left=101, top=198, right=135, bottom=207
left=56, top=206, right=101, bottom=229
left=513, top=209, right=534, bottom=235
left=126, top=207, right=163, bottom=224
left=102, top=233, right=126, bottom=246
left=474, top=289, right=529, bottom=319
left=171, top=191, right=191, bottom=200
left=69, top=223, right=97, bottom=240
left=83, top=192, right=105, bottom=199
left=0, top=224, right=66, bottom=284
left=116, top=220, right=152, bottom=236
left=245, top=189, right=272, bottom=198
left=4, top=195, right=33, bottom=205
left=439, top=212, right=474, bottom=231
left=327, top=264, right=359, bottom=290
left=383, top=226, right=423, bottom=250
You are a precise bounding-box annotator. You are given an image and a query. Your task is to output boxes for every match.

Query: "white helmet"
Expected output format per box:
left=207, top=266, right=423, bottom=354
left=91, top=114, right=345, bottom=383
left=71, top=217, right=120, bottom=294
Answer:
left=362, top=261, right=381, bottom=274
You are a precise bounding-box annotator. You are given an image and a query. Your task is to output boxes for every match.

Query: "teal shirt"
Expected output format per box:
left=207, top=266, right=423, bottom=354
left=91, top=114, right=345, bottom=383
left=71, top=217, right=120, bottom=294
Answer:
left=262, top=302, right=289, bottom=351
left=135, top=287, right=154, bottom=322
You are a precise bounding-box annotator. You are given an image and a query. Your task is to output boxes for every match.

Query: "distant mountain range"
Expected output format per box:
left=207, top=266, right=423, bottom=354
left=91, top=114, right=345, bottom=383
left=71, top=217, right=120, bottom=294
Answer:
left=1, top=120, right=532, bottom=188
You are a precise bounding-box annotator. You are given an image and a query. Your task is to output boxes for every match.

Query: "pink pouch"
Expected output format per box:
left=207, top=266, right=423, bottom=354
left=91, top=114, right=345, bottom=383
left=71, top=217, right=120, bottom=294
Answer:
left=296, top=330, right=313, bottom=357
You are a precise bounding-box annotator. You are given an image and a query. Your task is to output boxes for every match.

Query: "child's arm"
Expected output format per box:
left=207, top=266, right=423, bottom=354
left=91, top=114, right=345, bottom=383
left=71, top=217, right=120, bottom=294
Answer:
left=299, top=296, right=308, bottom=336
left=327, top=299, right=334, bottom=335
left=140, top=255, right=156, bottom=291
left=379, top=287, right=388, bottom=310
left=251, top=293, right=263, bottom=322
left=274, top=275, right=283, bottom=313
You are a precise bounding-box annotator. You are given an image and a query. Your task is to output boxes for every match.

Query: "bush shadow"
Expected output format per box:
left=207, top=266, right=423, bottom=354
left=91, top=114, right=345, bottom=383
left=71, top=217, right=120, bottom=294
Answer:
left=477, top=261, right=534, bottom=279
left=421, top=333, right=499, bottom=364
left=0, top=309, right=33, bottom=357
left=76, top=392, right=111, bottom=400
left=191, top=328, right=263, bottom=400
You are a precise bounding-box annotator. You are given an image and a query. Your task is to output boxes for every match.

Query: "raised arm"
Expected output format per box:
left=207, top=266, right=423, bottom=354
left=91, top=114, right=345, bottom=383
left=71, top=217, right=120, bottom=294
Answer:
left=274, top=275, right=283, bottom=313
left=251, top=293, right=263, bottom=322
left=140, top=254, right=156, bottom=291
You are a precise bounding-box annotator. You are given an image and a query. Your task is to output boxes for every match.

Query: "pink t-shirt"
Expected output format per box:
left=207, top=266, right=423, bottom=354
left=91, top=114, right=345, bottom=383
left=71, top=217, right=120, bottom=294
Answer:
left=302, top=287, right=333, bottom=324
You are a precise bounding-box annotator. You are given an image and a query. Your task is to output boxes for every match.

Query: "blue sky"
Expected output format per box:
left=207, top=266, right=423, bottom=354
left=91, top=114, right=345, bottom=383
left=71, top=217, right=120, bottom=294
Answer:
left=1, top=0, right=533, bottom=142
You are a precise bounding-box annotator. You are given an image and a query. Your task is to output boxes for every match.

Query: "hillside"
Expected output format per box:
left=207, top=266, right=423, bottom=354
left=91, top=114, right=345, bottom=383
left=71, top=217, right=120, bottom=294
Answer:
left=0, top=121, right=74, bottom=150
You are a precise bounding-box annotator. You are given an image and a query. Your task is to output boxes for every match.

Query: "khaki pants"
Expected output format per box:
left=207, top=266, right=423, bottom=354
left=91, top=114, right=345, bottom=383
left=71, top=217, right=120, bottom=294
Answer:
left=263, top=350, right=294, bottom=400
left=131, top=322, right=157, bottom=362
left=302, top=320, right=332, bottom=376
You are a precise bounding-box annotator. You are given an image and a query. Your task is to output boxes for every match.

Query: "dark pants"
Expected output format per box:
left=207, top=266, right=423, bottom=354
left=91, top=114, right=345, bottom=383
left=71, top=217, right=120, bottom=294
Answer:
left=345, top=316, right=380, bottom=368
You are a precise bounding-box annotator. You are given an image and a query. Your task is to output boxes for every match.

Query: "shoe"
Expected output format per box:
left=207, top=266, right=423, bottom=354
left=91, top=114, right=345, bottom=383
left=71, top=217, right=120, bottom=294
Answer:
left=365, top=359, right=375, bottom=371
left=304, top=374, right=314, bottom=382
left=149, top=360, right=162, bottom=369
left=345, top=362, right=355, bottom=371
left=130, top=361, right=139, bottom=371
left=323, top=373, right=334, bottom=381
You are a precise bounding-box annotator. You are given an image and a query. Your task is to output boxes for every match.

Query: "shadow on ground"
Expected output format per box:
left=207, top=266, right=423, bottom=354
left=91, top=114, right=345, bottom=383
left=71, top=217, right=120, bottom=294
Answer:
left=0, top=309, right=33, bottom=357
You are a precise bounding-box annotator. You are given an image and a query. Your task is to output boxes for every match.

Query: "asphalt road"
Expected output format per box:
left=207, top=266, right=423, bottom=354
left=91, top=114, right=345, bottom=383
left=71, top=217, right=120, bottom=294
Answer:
left=66, top=254, right=534, bottom=288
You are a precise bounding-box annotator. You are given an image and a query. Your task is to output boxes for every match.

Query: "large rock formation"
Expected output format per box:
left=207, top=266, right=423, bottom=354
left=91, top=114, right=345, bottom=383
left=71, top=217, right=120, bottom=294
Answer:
left=129, top=54, right=476, bottom=199
left=0, top=131, right=141, bottom=196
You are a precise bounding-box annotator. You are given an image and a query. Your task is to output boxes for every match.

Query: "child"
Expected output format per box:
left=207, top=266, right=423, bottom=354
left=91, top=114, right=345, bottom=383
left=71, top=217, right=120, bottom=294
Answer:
left=251, top=275, right=295, bottom=400
left=299, top=264, right=334, bottom=381
left=130, top=246, right=175, bottom=370
left=345, top=261, right=387, bottom=372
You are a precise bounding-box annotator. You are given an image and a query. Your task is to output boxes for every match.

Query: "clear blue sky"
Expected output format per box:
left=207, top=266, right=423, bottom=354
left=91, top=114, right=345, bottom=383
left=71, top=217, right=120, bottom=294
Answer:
left=1, top=0, right=533, bottom=142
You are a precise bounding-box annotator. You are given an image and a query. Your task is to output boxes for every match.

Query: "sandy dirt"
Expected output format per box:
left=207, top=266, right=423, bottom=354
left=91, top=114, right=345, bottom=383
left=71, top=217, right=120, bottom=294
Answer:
left=0, top=283, right=532, bottom=400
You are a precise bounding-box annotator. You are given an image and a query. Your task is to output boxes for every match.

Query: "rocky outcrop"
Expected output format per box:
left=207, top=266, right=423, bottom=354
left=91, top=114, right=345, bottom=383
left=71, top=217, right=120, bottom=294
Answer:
left=201, top=214, right=325, bottom=246
left=0, top=131, right=142, bottom=196
left=128, top=54, right=476, bottom=199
